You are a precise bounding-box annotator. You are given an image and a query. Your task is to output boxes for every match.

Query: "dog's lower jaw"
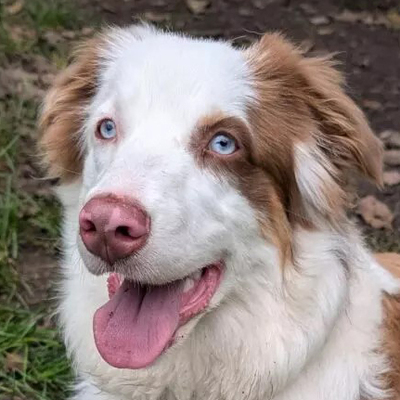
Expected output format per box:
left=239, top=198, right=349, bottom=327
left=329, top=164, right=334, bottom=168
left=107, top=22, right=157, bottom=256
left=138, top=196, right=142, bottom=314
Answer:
left=61, top=228, right=392, bottom=400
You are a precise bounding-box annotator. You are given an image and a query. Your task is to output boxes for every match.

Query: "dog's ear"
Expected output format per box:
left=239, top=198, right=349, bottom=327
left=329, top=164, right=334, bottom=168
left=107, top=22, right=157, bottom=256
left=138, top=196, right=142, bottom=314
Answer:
left=38, top=36, right=103, bottom=181
left=246, top=34, right=383, bottom=225
left=294, top=47, right=384, bottom=222
left=297, top=52, right=383, bottom=187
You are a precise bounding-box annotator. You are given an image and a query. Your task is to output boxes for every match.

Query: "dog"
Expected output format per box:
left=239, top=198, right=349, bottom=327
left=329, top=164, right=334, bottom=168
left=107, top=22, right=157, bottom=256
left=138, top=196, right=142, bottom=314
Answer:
left=38, top=24, right=400, bottom=400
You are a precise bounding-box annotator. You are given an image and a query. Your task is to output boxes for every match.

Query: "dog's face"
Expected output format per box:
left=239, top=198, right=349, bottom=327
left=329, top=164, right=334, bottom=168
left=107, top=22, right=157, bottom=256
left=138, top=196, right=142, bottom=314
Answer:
left=39, top=26, right=382, bottom=370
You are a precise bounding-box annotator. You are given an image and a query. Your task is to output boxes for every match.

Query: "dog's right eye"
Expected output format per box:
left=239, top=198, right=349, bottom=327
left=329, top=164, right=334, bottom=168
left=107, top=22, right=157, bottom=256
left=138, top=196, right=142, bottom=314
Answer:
left=208, top=133, right=238, bottom=155
left=96, top=119, right=117, bottom=140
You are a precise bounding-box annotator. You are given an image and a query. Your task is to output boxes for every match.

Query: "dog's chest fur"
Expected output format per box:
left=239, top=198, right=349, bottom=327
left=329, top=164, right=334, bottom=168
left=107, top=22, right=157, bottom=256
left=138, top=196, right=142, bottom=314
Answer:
left=61, top=219, right=399, bottom=400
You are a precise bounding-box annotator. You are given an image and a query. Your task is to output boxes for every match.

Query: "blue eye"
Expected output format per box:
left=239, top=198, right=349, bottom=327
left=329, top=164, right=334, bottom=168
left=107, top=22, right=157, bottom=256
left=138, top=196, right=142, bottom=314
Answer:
left=208, top=133, right=238, bottom=155
left=97, top=119, right=117, bottom=140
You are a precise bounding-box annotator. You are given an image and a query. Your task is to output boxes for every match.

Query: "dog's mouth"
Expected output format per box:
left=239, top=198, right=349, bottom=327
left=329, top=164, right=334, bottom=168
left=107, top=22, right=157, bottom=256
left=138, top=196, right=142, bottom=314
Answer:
left=93, top=263, right=223, bottom=369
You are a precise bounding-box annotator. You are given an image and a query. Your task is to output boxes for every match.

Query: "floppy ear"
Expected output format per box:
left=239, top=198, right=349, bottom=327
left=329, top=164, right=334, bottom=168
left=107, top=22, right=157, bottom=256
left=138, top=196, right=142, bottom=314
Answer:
left=297, top=54, right=383, bottom=187
left=246, top=33, right=383, bottom=227
left=38, top=37, right=103, bottom=181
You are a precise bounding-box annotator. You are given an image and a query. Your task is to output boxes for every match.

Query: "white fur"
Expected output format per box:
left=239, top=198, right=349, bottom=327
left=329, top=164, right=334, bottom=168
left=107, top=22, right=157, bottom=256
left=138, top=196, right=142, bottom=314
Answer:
left=295, top=141, right=339, bottom=215
left=53, top=26, right=399, bottom=400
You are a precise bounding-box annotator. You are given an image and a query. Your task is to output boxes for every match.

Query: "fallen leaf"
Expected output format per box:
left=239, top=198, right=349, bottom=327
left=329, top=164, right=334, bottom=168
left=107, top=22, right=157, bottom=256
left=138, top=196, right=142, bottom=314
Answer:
left=374, top=14, right=391, bottom=27
left=357, top=196, right=394, bottom=229
left=335, top=10, right=363, bottom=23
left=143, top=11, right=171, bottom=22
left=252, top=0, right=278, bottom=8
left=61, top=30, right=76, bottom=39
left=42, top=30, right=64, bottom=46
left=384, top=150, right=400, bottom=166
left=383, top=171, right=400, bottom=186
left=299, top=39, right=314, bottom=53
left=81, top=27, right=94, bottom=36
left=299, top=3, right=317, bottom=15
left=334, top=10, right=389, bottom=27
left=310, top=15, right=330, bottom=26
left=5, top=352, right=24, bottom=372
left=238, top=7, right=253, bottom=17
left=252, top=0, right=267, bottom=9
left=5, top=0, right=24, bottom=15
left=387, top=9, right=400, bottom=29
left=380, top=130, right=400, bottom=148
left=185, top=0, right=210, bottom=15
left=362, top=14, right=376, bottom=25
left=362, top=99, right=382, bottom=110
left=317, top=27, right=334, bottom=35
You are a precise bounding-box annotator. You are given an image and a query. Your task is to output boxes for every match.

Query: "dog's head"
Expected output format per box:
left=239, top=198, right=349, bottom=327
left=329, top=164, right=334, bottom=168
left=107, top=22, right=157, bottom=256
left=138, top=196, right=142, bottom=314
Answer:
left=39, top=25, right=382, bottom=370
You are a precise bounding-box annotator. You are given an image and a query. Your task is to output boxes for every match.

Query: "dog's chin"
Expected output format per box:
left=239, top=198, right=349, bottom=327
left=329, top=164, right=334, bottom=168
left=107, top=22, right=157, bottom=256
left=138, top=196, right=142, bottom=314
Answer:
left=88, top=259, right=223, bottom=370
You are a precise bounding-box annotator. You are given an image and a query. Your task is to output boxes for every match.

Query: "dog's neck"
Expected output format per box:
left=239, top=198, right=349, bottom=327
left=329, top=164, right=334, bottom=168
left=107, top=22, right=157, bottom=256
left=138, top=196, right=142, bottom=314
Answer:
left=59, top=188, right=392, bottom=400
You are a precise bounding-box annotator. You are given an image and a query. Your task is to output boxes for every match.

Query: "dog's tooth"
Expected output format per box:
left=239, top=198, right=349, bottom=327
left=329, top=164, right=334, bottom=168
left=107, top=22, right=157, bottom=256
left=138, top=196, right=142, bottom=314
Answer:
left=183, top=278, right=195, bottom=293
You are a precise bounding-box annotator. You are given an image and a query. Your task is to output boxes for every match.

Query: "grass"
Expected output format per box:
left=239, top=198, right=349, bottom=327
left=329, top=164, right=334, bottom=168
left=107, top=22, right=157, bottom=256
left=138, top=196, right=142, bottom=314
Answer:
left=0, top=98, right=24, bottom=265
left=0, top=95, right=71, bottom=399
left=365, top=227, right=400, bottom=253
left=0, top=308, right=71, bottom=400
left=0, top=1, right=89, bottom=399
left=0, top=0, right=86, bottom=64
left=25, top=0, right=82, bottom=31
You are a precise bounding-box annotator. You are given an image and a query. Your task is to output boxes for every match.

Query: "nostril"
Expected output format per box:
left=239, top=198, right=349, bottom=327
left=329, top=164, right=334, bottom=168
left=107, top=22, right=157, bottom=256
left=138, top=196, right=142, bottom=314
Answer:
left=81, top=218, right=97, bottom=233
left=115, top=226, right=132, bottom=239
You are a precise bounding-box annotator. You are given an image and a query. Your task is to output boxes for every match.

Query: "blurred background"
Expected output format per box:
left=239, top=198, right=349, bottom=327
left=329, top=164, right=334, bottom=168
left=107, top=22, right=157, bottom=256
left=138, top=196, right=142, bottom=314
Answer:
left=0, top=0, right=399, bottom=399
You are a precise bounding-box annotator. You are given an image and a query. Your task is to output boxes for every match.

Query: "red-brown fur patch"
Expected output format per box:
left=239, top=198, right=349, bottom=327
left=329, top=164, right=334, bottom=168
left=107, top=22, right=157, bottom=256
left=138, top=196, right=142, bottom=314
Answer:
left=190, top=34, right=383, bottom=266
left=190, top=34, right=383, bottom=265
left=190, top=113, right=293, bottom=264
left=375, top=253, right=400, bottom=399
left=244, top=33, right=383, bottom=226
left=38, top=37, right=105, bottom=181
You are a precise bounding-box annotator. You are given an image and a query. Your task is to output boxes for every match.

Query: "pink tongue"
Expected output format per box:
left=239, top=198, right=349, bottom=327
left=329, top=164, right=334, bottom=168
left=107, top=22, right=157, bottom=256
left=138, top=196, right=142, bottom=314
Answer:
left=93, top=280, right=182, bottom=369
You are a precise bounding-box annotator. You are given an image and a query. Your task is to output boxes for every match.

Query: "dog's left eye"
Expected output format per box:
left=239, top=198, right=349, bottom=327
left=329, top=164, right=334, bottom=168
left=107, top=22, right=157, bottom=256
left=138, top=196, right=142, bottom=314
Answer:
left=96, top=119, right=117, bottom=140
left=208, top=133, right=238, bottom=155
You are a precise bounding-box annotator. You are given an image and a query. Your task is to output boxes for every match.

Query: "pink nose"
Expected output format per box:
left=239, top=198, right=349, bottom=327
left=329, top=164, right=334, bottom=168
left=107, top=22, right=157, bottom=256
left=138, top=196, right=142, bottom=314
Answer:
left=79, top=195, right=150, bottom=264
